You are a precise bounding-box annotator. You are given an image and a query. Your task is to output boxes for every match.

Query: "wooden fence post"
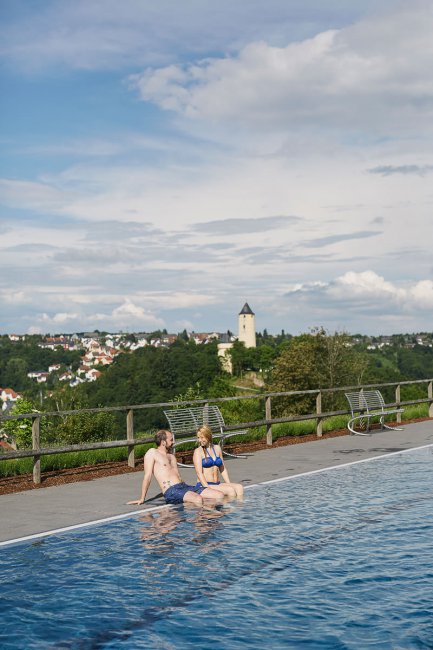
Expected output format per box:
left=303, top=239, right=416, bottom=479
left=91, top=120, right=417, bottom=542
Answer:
left=429, top=381, right=433, bottom=418
left=126, top=409, right=135, bottom=468
left=32, top=415, right=41, bottom=485
left=266, top=396, right=272, bottom=446
left=316, top=391, right=323, bottom=437
left=203, top=402, right=209, bottom=425
left=395, top=384, right=401, bottom=424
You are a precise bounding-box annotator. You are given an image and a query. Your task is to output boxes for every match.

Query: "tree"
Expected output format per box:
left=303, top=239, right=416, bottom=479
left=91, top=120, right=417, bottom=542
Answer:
left=4, top=357, right=30, bottom=390
left=43, top=388, right=117, bottom=445
left=268, top=328, right=367, bottom=415
left=228, top=341, right=249, bottom=376
left=178, top=329, right=189, bottom=342
left=1, top=398, right=38, bottom=449
left=258, top=344, right=277, bottom=379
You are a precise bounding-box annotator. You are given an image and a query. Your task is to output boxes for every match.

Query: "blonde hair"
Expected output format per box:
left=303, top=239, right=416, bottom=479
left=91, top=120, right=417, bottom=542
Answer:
left=197, top=425, right=213, bottom=445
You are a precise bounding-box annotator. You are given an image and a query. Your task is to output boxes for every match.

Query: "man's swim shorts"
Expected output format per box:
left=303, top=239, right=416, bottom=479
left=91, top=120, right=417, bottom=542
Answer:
left=163, top=482, right=204, bottom=505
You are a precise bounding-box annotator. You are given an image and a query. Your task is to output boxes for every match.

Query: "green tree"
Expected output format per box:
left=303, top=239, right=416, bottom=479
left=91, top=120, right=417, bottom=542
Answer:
left=4, top=357, right=29, bottom=389
left=1, top=398, right=38, bottom=449
left=228, top=341, right=249, bottom=376
left=268, top=328, right=367, bottom=415
left=178, top=329, right=189, bottom=342
left=258, top=344, right=277, bottom=379
left=48, top=411, right=117, bottom=445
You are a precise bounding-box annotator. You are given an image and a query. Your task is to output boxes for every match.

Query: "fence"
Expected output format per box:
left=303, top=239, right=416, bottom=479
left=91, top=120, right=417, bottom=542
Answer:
left=1, top=379, right=432, bottom=485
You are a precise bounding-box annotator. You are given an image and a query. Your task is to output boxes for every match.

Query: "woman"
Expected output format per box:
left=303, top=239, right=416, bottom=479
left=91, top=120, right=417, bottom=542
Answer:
left=193, top=425, right=244, bottom=499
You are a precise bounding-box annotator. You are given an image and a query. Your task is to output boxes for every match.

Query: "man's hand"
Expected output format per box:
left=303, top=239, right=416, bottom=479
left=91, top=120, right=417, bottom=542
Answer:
left=127, top=499, right=144, bottom=505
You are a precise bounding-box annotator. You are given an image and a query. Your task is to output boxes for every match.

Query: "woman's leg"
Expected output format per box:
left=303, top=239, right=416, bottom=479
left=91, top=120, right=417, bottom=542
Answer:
left=211, top=483, right=237, bottom=499
left=200, top=486, right=225, bottom=501
left=229, top=482, right=244, bottom=498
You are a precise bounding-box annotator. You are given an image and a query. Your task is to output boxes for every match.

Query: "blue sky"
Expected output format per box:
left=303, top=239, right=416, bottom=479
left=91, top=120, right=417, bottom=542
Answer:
left=1, top=0, right=433, bottom=336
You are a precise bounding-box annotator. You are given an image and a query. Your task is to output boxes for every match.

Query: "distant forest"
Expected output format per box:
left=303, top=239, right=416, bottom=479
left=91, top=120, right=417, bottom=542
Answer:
left=1, top=332, right=433, bottom=432
left=1, top=331, right=433, bottom=446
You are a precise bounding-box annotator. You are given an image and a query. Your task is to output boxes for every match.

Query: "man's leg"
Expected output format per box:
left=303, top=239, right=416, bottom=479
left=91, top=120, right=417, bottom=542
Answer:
left=183, top=491, right=204, bottom=506
left=181, top=485, right=224, bottom=505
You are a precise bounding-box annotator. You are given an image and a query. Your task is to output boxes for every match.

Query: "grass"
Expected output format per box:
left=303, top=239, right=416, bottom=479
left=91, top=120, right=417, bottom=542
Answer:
left=0, top=442, right=153, bottom=479
left=0, top=404, right=430, bottom=479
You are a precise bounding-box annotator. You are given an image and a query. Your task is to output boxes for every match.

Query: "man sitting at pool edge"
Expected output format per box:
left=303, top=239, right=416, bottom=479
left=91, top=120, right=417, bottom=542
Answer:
left=127, top=429, right=224, bottom=507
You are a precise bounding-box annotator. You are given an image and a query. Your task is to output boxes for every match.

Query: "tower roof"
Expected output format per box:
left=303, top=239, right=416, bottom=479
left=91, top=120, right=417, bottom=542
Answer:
left=239, top=302, right=254, bottom=315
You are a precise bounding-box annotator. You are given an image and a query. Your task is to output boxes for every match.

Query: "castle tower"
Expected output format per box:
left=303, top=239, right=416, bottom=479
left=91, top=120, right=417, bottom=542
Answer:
left=238, top=302, right=256, bottom=348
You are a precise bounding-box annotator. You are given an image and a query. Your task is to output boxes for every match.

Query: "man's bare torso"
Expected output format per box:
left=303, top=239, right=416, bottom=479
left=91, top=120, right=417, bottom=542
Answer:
left=151, top=448, right=183, bottom=494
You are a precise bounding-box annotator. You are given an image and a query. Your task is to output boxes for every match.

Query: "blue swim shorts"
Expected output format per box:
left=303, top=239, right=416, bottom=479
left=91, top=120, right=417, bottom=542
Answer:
left=163, top=482, right=204, bottom=505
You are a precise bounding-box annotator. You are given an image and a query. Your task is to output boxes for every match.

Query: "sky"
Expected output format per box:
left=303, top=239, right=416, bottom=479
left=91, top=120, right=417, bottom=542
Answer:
left=1, top=0, right=433, bottom=337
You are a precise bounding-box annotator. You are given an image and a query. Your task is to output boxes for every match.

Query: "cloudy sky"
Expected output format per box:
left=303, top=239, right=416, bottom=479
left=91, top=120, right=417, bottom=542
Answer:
left=1, top=0, right=433, bottom=336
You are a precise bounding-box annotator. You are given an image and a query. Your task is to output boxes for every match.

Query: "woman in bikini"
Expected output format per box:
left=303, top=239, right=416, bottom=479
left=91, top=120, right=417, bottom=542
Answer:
left=193, top=425, right=244, bottom=499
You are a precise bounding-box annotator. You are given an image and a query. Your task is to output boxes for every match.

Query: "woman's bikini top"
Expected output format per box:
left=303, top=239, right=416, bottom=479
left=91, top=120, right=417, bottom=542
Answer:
left=201, top=445, right=223, bottom=469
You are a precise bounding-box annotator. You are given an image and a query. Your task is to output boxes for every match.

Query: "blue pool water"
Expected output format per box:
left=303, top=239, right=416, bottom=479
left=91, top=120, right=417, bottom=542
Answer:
left=1, top=446, right=433, bottom=649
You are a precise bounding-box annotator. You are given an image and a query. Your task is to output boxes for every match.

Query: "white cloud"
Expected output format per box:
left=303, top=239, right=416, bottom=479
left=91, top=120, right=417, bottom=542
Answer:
left=0, top=179, right=71, bottom=212
left=4, top=282, right=229, bottom=336
left=173, top=319, right=195, bottom=330
left=33, top=301, right=165, bottom=332
left=330, top=271, right=405, bottom=302
left=2, top=2, right=433, bottom=336
left=131, top=2, right=433, bottom=135
left=409, top=280, right=433, bottom=308
left=135, top=292, right=219, bottom=310
left=0, top=290, right=27, bottom=304
left=110, top=300, right=162, bottom=324
left=285, top=281, right=328, bottom=294
left=41, top=312, right=79, bottom=324
left=328, top=271, right=433, bottom=311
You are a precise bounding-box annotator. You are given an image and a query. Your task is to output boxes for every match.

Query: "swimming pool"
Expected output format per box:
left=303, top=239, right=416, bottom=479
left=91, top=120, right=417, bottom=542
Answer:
left=1, top=446, right=433, bottom=649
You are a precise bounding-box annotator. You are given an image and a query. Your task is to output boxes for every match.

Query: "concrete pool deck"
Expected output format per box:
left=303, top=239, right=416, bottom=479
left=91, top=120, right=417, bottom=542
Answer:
left=1, top=420, right=432, bottom=544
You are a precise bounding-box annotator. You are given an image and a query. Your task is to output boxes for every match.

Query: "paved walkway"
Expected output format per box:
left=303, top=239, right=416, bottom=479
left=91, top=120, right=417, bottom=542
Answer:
left=1, top=420, right=432, bottom=544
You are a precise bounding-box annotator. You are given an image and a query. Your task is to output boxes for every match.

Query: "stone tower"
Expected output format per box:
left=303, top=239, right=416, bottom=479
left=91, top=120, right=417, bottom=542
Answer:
left=238, top=302, right=256, bottom=348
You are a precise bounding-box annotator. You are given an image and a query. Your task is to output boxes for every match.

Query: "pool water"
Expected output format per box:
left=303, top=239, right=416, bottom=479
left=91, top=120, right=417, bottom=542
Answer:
left=1, top=446, right=433, bottom=649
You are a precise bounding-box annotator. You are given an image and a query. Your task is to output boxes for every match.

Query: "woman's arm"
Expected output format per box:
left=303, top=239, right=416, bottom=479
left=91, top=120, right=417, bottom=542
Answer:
left=193, top=447, right=209, bottom=487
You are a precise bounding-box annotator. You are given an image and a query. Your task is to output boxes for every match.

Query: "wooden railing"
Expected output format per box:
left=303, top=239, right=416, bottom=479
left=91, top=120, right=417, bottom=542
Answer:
left=1, top=379, right=432, bottom=485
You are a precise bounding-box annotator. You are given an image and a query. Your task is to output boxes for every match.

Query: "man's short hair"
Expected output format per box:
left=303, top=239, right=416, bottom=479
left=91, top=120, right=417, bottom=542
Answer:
left=155, top=429, right=169, bottom=447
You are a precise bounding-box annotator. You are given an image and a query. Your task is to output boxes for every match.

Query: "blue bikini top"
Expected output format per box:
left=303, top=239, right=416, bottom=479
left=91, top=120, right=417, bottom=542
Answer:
left=201, top=445, right=223, bottom=469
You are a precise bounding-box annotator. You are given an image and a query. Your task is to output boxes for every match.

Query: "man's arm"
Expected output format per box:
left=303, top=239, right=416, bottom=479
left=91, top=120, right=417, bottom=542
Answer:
left=127, top=450, right=155, bottom=505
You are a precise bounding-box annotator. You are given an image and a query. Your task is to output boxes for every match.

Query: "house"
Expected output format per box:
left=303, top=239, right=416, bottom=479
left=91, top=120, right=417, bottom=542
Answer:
left=85, top=369, right=102, bottom=382
left=130, top=339, right=147, bottom=351
left=0, top=437, right=17, bottom=451
left=27, top=370, right=48, bottom=380
left=1, top=387, right=22, bottom=403
left=69, top=376, right=84, bottom=387
left=0, top=387, right=23, bottom=411
left=94, top=354, right=113, bottom=366
left=190, top=332, right=209, bottom=344
left=59, top=372, right=74, bottom=382
left=38, top=336, right=69, bottom=350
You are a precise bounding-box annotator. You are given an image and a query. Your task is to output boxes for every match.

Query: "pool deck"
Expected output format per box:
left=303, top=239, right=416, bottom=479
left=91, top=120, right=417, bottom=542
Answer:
left=1, top=420, right=432, bottom=544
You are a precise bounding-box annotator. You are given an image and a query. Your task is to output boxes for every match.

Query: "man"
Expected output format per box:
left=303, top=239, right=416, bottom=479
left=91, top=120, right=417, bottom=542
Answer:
left=127, top=429, right=224, bottom=506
